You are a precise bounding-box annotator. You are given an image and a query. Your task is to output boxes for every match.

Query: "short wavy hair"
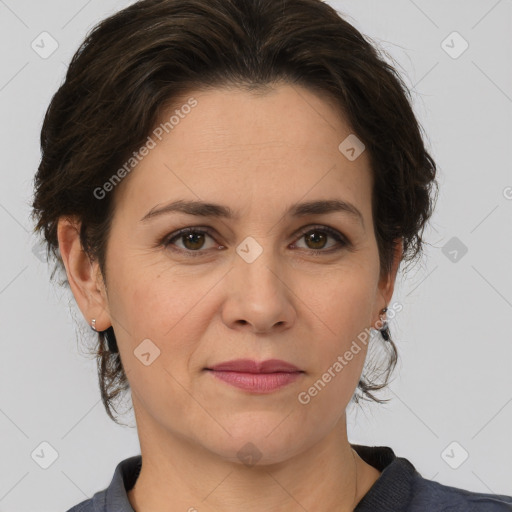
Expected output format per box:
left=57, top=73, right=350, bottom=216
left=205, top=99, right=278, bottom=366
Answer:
left=31, top=0, right=438, bottom=424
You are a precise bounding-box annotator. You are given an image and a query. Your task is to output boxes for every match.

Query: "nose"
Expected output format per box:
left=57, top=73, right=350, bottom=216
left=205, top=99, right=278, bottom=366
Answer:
left=220, top=246, right=296, bottom=335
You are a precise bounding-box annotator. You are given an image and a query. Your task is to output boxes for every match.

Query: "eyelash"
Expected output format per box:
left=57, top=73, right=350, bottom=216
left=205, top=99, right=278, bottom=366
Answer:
left=160, top=225, right=350, bottom=258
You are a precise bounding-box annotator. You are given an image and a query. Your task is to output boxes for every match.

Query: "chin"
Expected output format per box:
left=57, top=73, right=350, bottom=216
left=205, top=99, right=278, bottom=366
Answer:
left=200, top=415, right=315, bottom=467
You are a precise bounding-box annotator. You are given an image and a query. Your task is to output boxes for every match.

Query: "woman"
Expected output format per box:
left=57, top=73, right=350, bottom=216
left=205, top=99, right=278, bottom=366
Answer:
left=31, top=0, right=512, bottom=510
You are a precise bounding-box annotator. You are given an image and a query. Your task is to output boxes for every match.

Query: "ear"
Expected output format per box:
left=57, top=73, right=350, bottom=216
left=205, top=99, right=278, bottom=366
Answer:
left=57, top=216, right=111, bottom=331
left=373, top=238, right=403, bottom=328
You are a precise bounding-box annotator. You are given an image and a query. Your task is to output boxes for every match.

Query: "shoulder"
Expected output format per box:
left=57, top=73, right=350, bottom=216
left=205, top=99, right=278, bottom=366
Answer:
left=352, top=444, right=512, bottom=512
left=63, top=455, right=141, bottom=512
left=64, top=494, right=102, bottom=512
left=409, top=471, right=512, bottom=511
left=64, top=487, right=109, bottom=512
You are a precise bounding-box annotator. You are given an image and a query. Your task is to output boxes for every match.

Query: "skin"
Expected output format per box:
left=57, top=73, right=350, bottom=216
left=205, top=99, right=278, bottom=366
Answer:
left=58, top=83, right=402, bottom=511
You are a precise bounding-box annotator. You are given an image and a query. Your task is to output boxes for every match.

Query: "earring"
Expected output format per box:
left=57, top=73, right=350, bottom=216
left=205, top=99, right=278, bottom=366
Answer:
left=379, top=307, right=390, bottom=341
left=90, top=320, right=118, bottom=353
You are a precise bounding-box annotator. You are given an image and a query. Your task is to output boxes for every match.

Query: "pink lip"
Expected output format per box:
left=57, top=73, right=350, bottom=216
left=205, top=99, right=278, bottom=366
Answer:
left=205, top=359, right=304, bottom=393
left=208, top=358, right=301, bottom=373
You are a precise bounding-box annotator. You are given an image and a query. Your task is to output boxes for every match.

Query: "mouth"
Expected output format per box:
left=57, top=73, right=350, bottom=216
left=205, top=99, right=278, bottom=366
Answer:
left=206, top=358, right=303, bottom=373
left=204, top=359, right=304, bottom=393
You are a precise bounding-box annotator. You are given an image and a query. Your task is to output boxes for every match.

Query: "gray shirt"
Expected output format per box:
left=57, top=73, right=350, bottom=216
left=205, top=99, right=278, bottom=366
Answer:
left=65, top=444, right=512, bottom=511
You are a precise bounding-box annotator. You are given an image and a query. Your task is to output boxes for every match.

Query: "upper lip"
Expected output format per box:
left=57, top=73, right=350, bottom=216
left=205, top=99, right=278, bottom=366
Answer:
left=207, top=359, right=302, bottom=373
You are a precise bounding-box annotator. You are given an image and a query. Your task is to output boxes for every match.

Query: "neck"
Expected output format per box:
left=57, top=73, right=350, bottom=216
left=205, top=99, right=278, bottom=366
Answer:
left=127, top=418, right=381, bottom=512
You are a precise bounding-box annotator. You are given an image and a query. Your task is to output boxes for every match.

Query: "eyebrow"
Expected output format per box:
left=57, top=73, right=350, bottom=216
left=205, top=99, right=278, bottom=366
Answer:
left=140, top=198, right=365, bottom=229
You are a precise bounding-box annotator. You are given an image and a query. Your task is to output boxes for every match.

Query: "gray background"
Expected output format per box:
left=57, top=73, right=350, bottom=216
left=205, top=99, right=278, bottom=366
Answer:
left=0, top=0, right=511, bottom=510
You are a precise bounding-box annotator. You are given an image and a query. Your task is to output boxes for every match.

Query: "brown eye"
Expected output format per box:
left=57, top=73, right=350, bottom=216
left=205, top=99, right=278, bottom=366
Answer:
left=163, top=227, right=218, bottom=256
left=180, top=231, right=207, bottom=250
left=161, top=225, right=349, bottom=258
left=304, top=231, right=328, bottom=250
left=293, top=226, right=348, bottom=254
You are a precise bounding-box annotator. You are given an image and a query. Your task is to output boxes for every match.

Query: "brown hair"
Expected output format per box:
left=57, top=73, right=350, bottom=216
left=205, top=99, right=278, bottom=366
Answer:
left=31, top=0, right=438, bottom=424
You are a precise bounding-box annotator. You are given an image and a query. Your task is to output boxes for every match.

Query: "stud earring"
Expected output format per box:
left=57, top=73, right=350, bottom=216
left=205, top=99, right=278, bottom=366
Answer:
left=91, top=318, right=97, bottom=331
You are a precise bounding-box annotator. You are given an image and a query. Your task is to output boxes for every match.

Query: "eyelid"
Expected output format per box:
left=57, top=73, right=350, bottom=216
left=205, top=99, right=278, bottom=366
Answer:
left=160, top=226, right=220, bottom=257
left=160, top=224, right=350, bottom=256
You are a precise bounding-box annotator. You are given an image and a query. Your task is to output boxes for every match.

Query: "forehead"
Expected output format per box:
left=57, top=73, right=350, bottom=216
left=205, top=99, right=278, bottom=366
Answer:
left=114, top=83, right=373, bottom=221
left=161, top=83, right=353, bottom=156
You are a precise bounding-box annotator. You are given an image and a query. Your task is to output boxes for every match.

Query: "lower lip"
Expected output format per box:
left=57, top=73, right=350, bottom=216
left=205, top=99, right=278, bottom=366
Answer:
left=206, top=370, right=303, bottom=393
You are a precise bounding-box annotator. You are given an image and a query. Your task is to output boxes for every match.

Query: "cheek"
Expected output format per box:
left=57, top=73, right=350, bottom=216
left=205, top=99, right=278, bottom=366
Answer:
left=301, top=287, right=372, bottom=413
left=107, top=254, right=195, bottom=334
left=106, top=259, right=220, bottom=375
left=309, top=267, right=376, bottom=337
left=108, top=267, right=206, bottom=409
left=303, top=265, right=376, bottom=386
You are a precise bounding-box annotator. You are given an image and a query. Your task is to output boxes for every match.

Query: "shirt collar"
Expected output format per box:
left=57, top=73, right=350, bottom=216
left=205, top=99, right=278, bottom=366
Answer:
left=96, top=445, right=417, bottom=512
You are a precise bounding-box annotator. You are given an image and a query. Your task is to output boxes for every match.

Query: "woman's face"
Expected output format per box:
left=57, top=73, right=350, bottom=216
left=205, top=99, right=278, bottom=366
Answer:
left=84, top=84, right=399, bottom=464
